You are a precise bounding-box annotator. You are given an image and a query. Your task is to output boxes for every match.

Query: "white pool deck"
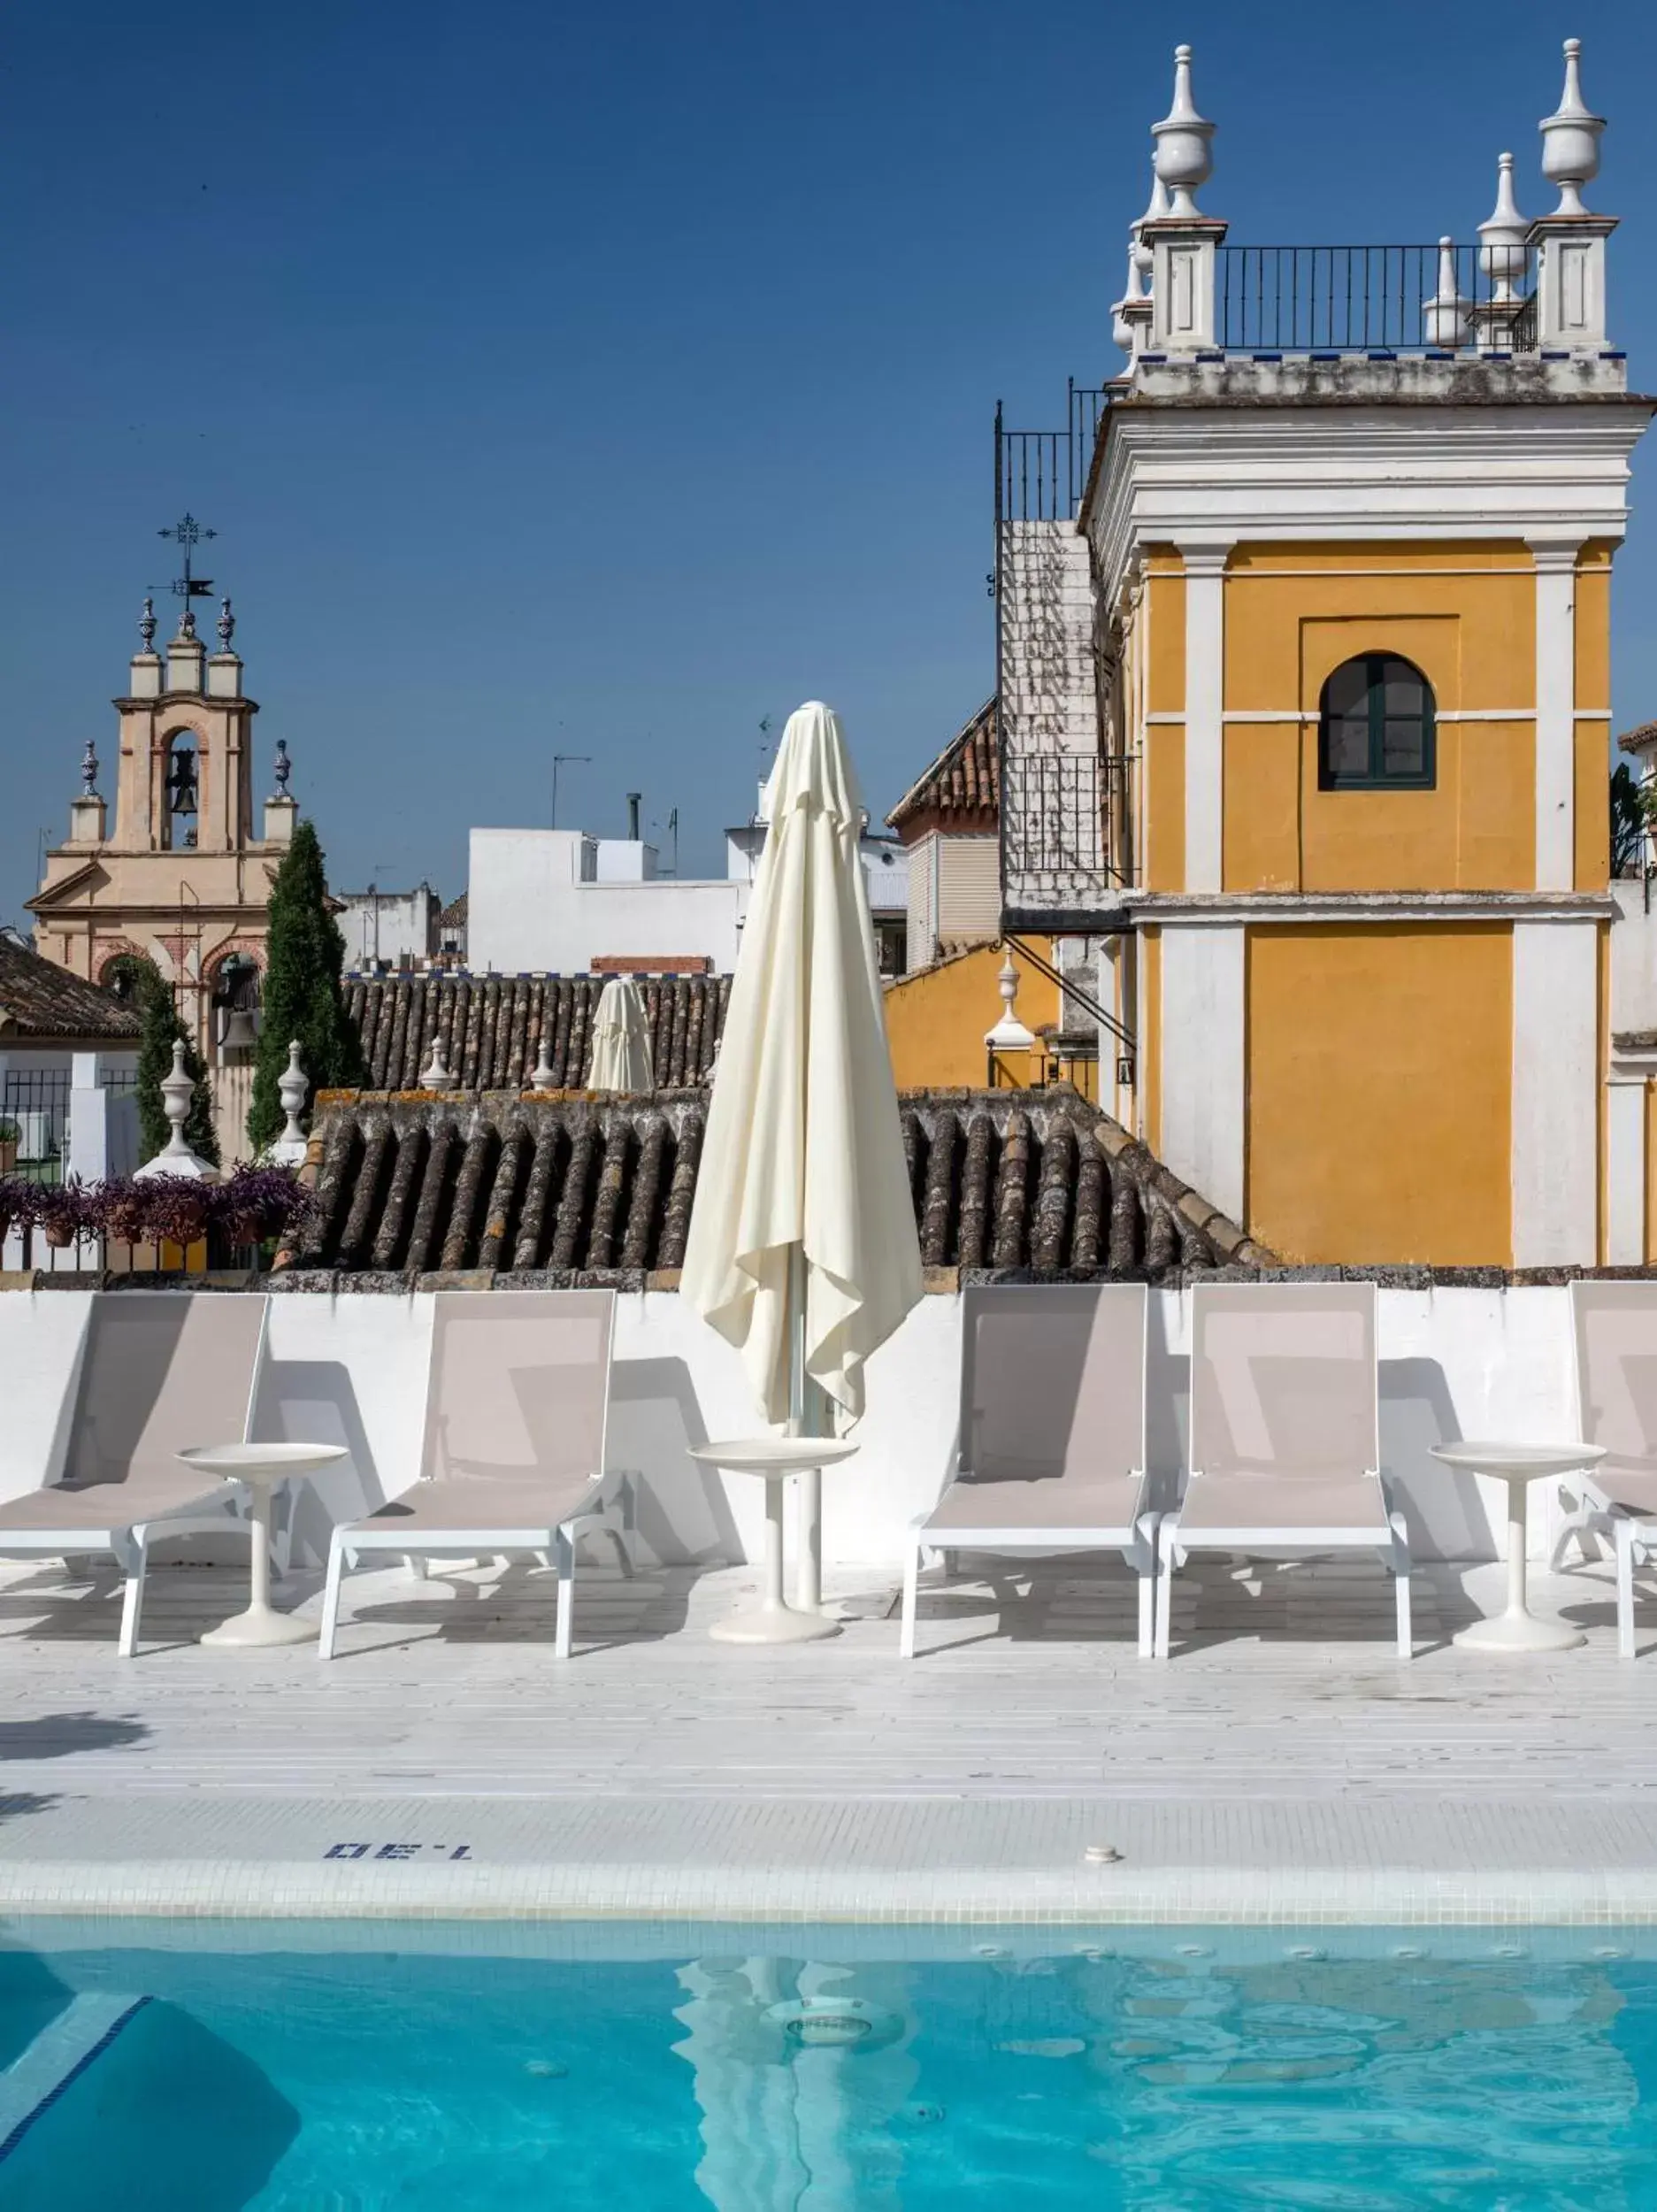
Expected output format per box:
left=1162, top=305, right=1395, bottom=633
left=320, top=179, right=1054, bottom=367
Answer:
left=0, top=1548, right=1653, bottom=1927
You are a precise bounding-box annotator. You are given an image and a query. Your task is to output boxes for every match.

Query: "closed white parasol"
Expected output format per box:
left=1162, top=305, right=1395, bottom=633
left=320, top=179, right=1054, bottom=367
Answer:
left=681, top=702, right=922, bottom=1619
left=587, top=975, right=655, bottom=1092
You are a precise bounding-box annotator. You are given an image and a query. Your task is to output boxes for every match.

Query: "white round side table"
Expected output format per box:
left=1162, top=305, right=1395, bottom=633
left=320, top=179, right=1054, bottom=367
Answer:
left=688, top=1439, right=859, bottom=1645
left=177, top=1442, right=349, bottom=1648
left=1429, top=1441, right=1607, bottom=1653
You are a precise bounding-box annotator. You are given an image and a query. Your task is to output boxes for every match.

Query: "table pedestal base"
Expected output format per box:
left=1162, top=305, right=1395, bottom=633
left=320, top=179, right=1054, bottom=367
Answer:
left=709, top=1471, right=840, bottom=1645
left=1452, top=1468, right=1584, bottom=1655
left=709, top=1606, right=840, bottom=1647
left=1454, top=1613, right=1584, bottom=1655
left=202, top=1604, right=318, bottom=1650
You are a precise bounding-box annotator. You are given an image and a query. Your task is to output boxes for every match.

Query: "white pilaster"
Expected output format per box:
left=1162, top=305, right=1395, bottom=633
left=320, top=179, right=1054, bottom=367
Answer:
left=1158, top=922, right=1245, bottom=1224
left=1511, top=918, right=1599, bottom=1264
left=1606, top=1075, right=1648, bottom=1265
left=1179, top=544, right=1231, bottom=893
left=1530, top=540, right=1581, bottom=893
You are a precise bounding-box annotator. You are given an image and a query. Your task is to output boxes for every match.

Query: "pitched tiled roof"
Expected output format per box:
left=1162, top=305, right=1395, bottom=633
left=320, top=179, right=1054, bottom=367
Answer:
left=886, top=700, right=999, bottom=837
left=1620, top=721, right=1657, bottom=756
left=343, top=972, right=730, bottom=1093
left=274, top=1086, right=1274, bottom=1284
left=439, top=893, right=468, bottom=927
left=0, top=937, right=142, bottom=1041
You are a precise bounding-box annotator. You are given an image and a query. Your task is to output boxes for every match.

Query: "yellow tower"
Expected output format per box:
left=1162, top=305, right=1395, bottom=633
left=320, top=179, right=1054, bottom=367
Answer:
left=998, top=41, right=1652, bottom=1267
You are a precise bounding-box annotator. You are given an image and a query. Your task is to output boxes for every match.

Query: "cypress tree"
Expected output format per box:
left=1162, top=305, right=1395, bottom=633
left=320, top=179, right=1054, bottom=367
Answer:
left=134, top=961, right=220, bottom=1166
left=247, top=819, right=364, bottom=1153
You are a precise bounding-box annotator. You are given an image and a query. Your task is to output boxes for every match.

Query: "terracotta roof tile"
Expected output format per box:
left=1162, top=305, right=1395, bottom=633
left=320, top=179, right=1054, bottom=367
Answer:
left=342, top=972, right=729, bottom=1092
left=0, top=938, right=142, bottom=1041
left=278, top=1087, right=1272, bottom=1283
left=887, top=700, right=999, bottom=835
left=1619, top=721, right=1657, bottom=756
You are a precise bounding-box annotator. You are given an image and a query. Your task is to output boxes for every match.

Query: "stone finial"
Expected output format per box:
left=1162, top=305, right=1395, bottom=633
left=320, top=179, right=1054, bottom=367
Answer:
left=178, top=604, right=197, bottom=642
left=217, top=595, right=235, bottom=651
left=1151, top=43, right=1215, bottom=218
left=134, top=1038, right=220, bottom=1183
left=1423, top=237, right=1469, bottom=348
left=138, top=596, right=157, bottom=653
left=529, top=1033, right=556, bottom=1088
left=273, top=738, right=291, bottom=795
left=80, top=740, right=100, bottom=798
left=420, top=1038, right=455, bottom=1087
left=985, top=949, right=1036, bottom=1051
left=1134, top=166, right=1170, bottom=274
left=1478, top=152, right=1529, bottom=299
left=1539, top=37, right=1604, bottom=218
left=279, top=1041, right=307, bottom=1140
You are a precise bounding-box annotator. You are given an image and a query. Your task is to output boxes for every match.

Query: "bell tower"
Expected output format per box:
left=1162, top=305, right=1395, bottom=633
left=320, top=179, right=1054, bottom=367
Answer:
left=28, top=523, right=303, bottom=1160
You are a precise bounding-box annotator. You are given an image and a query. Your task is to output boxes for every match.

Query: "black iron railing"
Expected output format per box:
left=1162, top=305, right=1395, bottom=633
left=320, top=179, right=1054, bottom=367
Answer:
left=1002, top=754, right=1108, bottom=880
left=1216, top=243, right=1538, bottom=355
left=0, top=1071, right=70, bottom=1187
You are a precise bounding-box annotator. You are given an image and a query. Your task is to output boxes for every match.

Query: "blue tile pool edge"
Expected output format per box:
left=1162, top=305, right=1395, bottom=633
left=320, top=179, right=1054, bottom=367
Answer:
left=0, top=1995, right=150, bottom=2166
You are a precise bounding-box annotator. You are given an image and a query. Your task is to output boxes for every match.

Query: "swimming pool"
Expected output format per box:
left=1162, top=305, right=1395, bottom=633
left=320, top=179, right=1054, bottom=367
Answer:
left=1, top=1924, right=1654, bottom=2208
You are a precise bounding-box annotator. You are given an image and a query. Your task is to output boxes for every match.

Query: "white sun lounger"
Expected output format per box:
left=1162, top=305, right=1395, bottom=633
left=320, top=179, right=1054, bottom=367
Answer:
left=318, top=1289, right=633, bottom=1660
left=900, top=1282, right=1155, bottom=1658
left=1155, top=1280, right=1411, bottom=1660
left=0, top=1291, right=270, bottom=1655
left=1556, top=1279, right=1657, bottom=1657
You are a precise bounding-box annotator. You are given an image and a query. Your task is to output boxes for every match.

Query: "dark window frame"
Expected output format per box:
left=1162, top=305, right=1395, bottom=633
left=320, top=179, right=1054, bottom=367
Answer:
left=1316, top=653, right=1437, bottom=792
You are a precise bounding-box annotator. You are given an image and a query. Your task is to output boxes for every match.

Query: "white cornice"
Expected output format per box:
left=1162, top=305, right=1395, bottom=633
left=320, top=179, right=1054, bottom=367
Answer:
left=1128, top=889, right=1617, bottom=926
left=1088, top=403, right=1650, bottom=601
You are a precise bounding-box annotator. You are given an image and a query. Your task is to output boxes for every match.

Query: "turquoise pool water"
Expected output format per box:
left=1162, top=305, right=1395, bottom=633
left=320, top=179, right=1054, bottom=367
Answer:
left=0, top=1926, right=1654, bottom=2208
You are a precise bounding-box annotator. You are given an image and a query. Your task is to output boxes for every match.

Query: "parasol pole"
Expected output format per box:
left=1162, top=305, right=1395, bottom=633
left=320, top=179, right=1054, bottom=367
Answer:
left=788, top=1239, right=828, bottom=1613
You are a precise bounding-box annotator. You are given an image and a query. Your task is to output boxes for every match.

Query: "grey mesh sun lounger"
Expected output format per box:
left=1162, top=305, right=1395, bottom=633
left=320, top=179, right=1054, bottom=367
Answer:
left=318, top=1289, right=633, bottom=1660
left=1155, top=1280, right=1411, bottom=1660
left=900, top=1283, right=1156, bottom=1657
left=0, top=1291, right=270, bottom=1655
left=1557, top=1279, right=1657, bottom=1656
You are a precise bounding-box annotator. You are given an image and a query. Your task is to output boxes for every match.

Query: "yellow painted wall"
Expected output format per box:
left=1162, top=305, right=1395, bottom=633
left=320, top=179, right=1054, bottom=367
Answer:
left=1143, top=559, right=1185, bottom=891
left=1211, top=548, right=1539, bottom=895
left=883, top=940, right=1061, bottom=1091
left=1246, top=924, right=1513, bottom=1264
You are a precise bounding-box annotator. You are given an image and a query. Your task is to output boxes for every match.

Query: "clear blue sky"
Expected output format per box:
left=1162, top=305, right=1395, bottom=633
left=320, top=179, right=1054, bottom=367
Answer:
left=3, top=0, right=1653, bottom=918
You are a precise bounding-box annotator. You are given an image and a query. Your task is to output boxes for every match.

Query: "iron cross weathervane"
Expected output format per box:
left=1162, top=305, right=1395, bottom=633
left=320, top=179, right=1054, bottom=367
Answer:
left=157, top=513, right=218, bottom=603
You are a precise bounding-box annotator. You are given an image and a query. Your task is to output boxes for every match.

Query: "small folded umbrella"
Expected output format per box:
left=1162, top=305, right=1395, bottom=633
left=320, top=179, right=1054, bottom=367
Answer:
left=681, top=701, right=922, bottom=1608
left=587, top=976, right=655, bottom=1092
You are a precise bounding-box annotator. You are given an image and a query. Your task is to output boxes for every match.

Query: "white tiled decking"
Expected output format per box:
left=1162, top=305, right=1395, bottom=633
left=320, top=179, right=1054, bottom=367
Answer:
left=0, top=1552, right=1653, bottom=1922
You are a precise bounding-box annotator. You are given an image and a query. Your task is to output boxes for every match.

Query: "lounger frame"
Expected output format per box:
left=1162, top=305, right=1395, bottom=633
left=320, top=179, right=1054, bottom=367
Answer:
left=0, top=1292, right=270, bottom=1655
left=1154, top=1281, right=1412, bottom=1661
left=900, top=1283, right=1156, bottom=1659
left=318, top=1290, right=633, bottom=1661
left=1554, top=1279, right=1657, bottom=1658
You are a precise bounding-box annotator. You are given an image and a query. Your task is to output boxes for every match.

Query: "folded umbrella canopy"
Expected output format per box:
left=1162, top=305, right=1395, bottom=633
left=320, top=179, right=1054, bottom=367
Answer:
left=682, top=703, right=922, bottom=1601
left=587, top=975, right=655, bottom=1092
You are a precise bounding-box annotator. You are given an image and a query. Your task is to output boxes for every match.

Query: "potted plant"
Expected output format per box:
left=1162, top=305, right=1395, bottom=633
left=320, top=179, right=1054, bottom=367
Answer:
left=33, top=1182, right=88, bottom=1250
left=214, top=1165, right=315, bottom=1253
left=0, top=1119, right=19, bottom=1177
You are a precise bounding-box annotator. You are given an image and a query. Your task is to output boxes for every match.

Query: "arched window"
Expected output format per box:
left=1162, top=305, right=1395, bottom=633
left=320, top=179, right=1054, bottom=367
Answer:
left=1318, top=655, right=1436, bottom=791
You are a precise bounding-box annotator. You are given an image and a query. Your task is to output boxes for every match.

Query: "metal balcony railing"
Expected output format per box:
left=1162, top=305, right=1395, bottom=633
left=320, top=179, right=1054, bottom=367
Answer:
left=1216, top=243, right=1538, bottom=355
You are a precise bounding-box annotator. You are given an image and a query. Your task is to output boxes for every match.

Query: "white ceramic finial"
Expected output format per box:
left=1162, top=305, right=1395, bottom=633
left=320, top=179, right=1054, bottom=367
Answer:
left=528, top=1032, right=556, bottom=1088
left=134, top=1037, right=221, bottom=1182
left=420, top=1037, right=455, bottom=1088
left=985, top=950, right=1036, bottom=1051
left=1478, top=152, right=1529, bottom=301
left=1132, top=165, right=1170, bottom=276
left=258, top=1039, right=311, bottom=1167
left=1152, top=43, right=1214, bottom=219
left=1423, top=236, right=1469, bottom=349
left=1112, top=239, right=1139, bottom=355
left=1539, top=36, right=1604, bottom=218
left=277, top=1041, right=308, bottom=1148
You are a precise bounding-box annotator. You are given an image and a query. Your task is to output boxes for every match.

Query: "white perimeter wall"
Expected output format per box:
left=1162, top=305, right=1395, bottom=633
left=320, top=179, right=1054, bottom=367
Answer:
left=0, top=1286, right=1593, bottom=1570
